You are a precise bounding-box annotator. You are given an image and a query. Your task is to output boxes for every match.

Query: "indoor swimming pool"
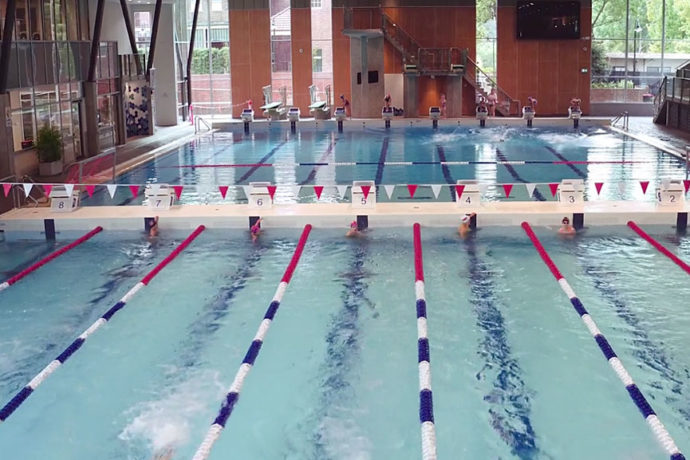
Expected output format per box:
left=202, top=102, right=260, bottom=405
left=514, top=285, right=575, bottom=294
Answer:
left=79, top=125, right=688, bottom=206
left=0, top=225, right=688, bottom=459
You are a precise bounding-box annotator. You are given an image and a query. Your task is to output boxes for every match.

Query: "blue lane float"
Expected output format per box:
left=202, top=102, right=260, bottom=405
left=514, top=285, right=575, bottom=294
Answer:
left=522, top=222, right=685, bottom=460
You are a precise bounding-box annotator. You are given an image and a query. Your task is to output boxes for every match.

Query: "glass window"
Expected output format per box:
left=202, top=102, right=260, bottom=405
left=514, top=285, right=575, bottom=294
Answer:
left=312, top=47, right=322, bottom=72
left=211, top=0, right=221, bottom=11
left=311, top=0, right=321, bottom=7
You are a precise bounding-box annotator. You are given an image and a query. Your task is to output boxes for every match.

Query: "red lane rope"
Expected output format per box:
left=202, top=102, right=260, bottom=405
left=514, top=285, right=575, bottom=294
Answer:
left=521, top=222, right=564, bottom=280
left=627, top=221, right=690, bottom=275
left=4, top=226, right=103, bottom=287
left=281, top=224, right=313, bottom=283
left=140, top=225, right=206, bottom=285
left=413, top=223, right=425, bottom=282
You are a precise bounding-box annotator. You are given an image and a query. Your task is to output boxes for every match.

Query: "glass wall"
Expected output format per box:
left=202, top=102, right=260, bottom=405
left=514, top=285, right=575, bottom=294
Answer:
left=173, top=0, right=231, bottom=120
left=270, top=0, right=292, bottom=105
left=311, top=0, right=333, bottom=104
left=476, top=0, right=497, bottom=82
left=592, top=0, right=690, bottom=103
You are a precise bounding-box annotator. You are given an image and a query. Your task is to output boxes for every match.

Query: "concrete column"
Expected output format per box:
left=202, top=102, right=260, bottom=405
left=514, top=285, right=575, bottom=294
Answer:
left=0, top=93, right=14, bottom=178
left=152, top=4, right=177, bottom=126
left=403, top=73, right=418, bottom=118
left=445, top=75, right=463, bottom=118
left=348, top=33, right=384, bottom=118
left=83, top=81, right=99, bottom=157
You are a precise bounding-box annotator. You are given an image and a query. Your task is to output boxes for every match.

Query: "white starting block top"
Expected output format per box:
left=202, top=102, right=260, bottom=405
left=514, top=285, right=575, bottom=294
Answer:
left=429, top=107, right=441, bottom=120
left=309, top=100, right=327, bottom=109
left=569, top=108, right=582, bottom=119
left=476, top=107, right=488, bottom=120
left=241, top=109, right=254, bottom=122
left=657, top=179, right=685, bottom=206
left=288, top=107, right=300, bottom=122
left=248, top=181, right=272, bottom=209
left=260, top=101, right=282, bottom=110
left=50, top=185, right=80, bottom=213
left=522, top=107, right=535, bottom=120
left=382, top=107, right=394, bottom=120
left=456, top=180, right=481, bottom=207
left=144, top=184, right=176, bottom=210
left=334, top=107, right=347, bottom=121
left=558, top=179, right=585, bottom=204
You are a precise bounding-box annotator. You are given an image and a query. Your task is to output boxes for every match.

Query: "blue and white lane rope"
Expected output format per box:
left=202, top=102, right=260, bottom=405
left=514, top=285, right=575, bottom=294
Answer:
left=192, top=224, right=313, bottom=460
left=521, top=222, right=685, bottom=460
left=0, top=225, right=206, bottom=423
left=413, top=223, right=437, bottom=460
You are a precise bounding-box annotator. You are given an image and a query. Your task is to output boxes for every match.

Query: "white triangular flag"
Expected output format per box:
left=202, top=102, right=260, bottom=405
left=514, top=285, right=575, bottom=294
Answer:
left=336, top=185, right=348, bottom=199
left=384, top=185, right=395, bottom=199
left=431, top=184, right=442, bottom=199
left=525, top=183, right=536, bottom=197
left=22, top=183, right=33, bottom=196
left=242, top=186, right=251, bottom=198
left=64, top=184, right=74, bottom=195
left=618, top=182, right=626, bottom=195
left=106, top=184, right=117, bottom=198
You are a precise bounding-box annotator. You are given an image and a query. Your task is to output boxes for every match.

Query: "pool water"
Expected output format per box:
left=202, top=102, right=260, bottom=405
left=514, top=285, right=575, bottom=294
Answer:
left=81, top=126, right=688, bottom=205
left=0, top=226, right=689, bottom=459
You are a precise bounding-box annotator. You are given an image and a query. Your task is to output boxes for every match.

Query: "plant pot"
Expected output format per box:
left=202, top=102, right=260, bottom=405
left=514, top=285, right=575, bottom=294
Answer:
left=39, top=160, right=63, bottom=176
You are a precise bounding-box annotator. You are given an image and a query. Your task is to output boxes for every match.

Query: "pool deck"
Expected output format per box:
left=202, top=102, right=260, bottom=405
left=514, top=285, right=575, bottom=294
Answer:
left=0, top=201, right=687, bottom=237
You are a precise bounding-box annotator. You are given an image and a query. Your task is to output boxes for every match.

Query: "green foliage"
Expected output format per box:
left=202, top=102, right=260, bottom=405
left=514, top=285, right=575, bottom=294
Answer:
left=591, top=79, right=635, bottom=88
left=36, top=124, right=63, bottom=163
left=191, top=47, right=230, bottom=74
left=591, top=42, right=608, bottom=76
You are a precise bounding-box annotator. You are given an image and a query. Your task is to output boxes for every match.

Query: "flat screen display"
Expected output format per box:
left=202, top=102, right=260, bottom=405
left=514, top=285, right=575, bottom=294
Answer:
left=517, top=1, right=581, bottom=39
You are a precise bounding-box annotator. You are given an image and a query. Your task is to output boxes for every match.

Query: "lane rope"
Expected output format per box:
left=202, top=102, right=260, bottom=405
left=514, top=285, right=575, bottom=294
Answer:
left=0, top=225, right=206, bottom=423
left=521, top=222, right=685, bottom=460
left=0, top=226, right=103, bottom=293
left=413, top=223, right=437, bottom=460
left=192, top=224, right=313, bottom=460
left=627, top=221, right=690, bottom=275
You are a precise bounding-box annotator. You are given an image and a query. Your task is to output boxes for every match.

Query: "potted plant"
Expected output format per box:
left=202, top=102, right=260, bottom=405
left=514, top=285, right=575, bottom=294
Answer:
left=37, top=124, right=63, bottom=176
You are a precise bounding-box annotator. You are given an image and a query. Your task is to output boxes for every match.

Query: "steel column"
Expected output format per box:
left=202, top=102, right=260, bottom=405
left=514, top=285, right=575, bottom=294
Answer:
left=87, top=0, right=106, bottom=82
left=0, top=0, right=18, bottom=93
left=186, top=0, right=202, bottom=113
left=147, top=0, right=164, bottom=78
left=119, top=0, right=143, bottom=75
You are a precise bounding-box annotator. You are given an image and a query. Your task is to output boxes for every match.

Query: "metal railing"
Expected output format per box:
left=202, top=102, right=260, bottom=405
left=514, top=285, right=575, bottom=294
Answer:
left=418, top=47, right=464, bottom=74
left=195, top=116, right=212, bottom=133
left=463, top=53, right=520, bottom=116
left=64, top=147, right=117, bottom=184
left=381, top=12, right=420, bottom=65
left=611, top=111, right=630, bottom=130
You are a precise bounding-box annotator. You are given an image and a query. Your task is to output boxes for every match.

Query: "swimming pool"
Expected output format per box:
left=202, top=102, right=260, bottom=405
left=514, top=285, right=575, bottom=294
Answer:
left=0, top=225, right=688, bottom=459
left=81, top=125, right=688, bottom=206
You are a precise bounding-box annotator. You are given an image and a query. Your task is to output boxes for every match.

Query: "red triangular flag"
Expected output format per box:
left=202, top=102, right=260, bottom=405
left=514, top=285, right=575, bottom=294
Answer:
left=314, top=185, right=323, bottom=200
left=172, top=185, right=183, bottom=200
left=43, top=184, right=53, bottom=196
left=218, top=186, right=229, bottom=199
left=455, top=184, right=465, bottom=199
left=128, top=185, right=140, bottom=197
left=595, top=182, right=604, bottom=195
left=640, top=181, right=649, bottom=194
left=85, top=185, right=95, bottom=197
left=361, top=185, right=371, bottom=200
left=267, top=185, right=277, bottom=200
left=407, top=184, right=418, bottom=198
left=684, top=180, right=690, bottom=194
left=2, top=183, right=11, bottom=197
left=503, top=184, right=513, bottom=198
left=548, top=183, right=559, bottom=197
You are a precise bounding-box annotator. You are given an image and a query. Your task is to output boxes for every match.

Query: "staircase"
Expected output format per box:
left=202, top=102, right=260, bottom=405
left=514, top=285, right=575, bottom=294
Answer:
left=653, top=60, right=690, bottom=130
left=463, top=54, right=520, bottom=116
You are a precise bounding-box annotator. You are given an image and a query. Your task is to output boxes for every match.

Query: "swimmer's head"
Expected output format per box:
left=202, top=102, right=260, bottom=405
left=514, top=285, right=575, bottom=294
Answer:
left=350, top=221, right=358, bottom=229
left=562, top=217, right=570, bottom=225
left=461, top=214, right=471, bottom=224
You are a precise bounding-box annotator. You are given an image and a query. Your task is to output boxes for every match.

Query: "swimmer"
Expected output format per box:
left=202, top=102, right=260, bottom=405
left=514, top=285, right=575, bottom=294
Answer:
left=346, top=220, right=362, bottom=238
left=558, top=216, right=576, bottom=236
left=148, top=216, right=159, bottom=238
left=151, top=447, right=174, bottom=460
left=250, top=218, right=263, bottom=242
left=458, top=212, right=476, bottom=238
left=384, top=93, right=392, bottom=109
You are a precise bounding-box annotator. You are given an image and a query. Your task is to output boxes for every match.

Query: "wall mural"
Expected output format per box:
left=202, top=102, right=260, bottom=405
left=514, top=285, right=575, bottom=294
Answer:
left=125, top=82, right=151, bottom=138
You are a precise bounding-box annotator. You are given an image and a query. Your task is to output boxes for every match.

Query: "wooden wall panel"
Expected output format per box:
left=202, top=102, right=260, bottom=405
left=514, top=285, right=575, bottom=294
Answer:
left=291, top=7, right=312, bottom=113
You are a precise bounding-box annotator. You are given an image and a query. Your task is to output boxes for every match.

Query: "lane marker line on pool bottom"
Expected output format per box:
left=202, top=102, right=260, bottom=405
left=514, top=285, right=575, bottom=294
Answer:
left=0, top=225, right=206, bottom=423
left=521, top=222, right=684, bottom=460
left=192, top=224, right=312, bottom=460
left=413, top=223, right=438, bottom=460
left=0, top=226, right=103, bottom=293
left=627, top=221, right=690, bottom=275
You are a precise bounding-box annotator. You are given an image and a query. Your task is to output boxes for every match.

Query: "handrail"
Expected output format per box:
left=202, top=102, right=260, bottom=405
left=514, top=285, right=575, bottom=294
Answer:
left=381, top=12, right=420, bottom=64
left=611, top=111, right=629, bottom=130
left=464, top=53, right=520, bottom=115
left=195, top=116, right=212, bottom=133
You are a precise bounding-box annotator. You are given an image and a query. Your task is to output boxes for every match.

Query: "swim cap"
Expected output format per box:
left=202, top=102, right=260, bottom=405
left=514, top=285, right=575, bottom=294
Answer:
left=350, top=221, right=357, bottom=228
left=461, top=214, right=471, bottom=224
left=562, top=217, right=570, bottom=224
